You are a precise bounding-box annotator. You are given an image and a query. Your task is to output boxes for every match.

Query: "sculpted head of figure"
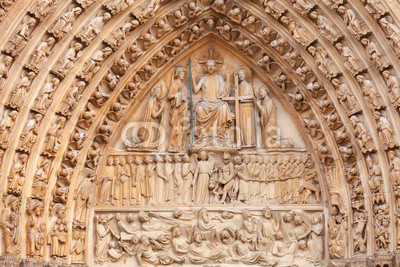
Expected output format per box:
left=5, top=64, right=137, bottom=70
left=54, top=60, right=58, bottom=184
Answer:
left=154, top=85, right=164, bottom=100
left=174, top=154, right=182, bottom=162
left=356, top=75, right=365, bottom=84
left=259, top=86, right=270, bottom=99
left=114, top=156, right=120, bottom=165
left=263, top=207, right=272, bottom=219
left=157, top=234, right=171, bottom=244
left=138, top=211, right=149, bottom=222
left=198, top=208, right=209, bottom=222
left=389, top=150, right=396, bottom=160
left=223, top=152, right=231, bottom=164
left=103, top=12, right=112, bottom=21
left=183, top=154, right=191, bottom=163
left=233, top=155, right=241, bottom=165
left=4, top=55, right=12, bottom=65
left=194, top=232, right=204, bottom=243
left=55, top=204, right=66, bottom=219
left=115, top=213, right=122, bottom=221
left=275, top=231, right=284, bottom=240
left=173, top=208, right=182, bottom=219
left=382, top=70, right=391, bottom=79
left=8, top=195, right=20, bottom=211
left=107, top=156, right=113, bottom=165
left=32, top=201, right=43, bottom=217
left=135, top=156, right=143, bottom=165
left=140, top=235, right=150, bottom=245
left=309, top=11, right=318, bottom=20
left=312, top=214, right=321, bottom=225
left=20, top=154, right=28, bottom=163
left=174, top=67, right=186, bottom=80
left=299, top=240, right=307, bottom=250
left=242, top=209, right=252, bottom=220
left=238, top=68, right=248, bottom=82
left=205, top=60, right=217, bottom=74
left=198, top=150, right=208, bottom=161
left=145, top=156, right=153, bottom=164
left=243, top=154, right=250, bottom=164
left=131, top=234, right=139, bottom=244
left=127, top=214, right=135, bottom=223
left=165, top=155, right=173, bottom=162
left=283, top=211, right=294, bottom=222
left=294, top=215, right=303, bottom=225
left=156, top=155, right=164, bottom=163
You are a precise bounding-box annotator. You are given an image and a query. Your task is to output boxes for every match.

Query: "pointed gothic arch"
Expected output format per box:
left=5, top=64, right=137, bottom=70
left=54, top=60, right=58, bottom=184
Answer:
left=0, top=0, right=399, bottom=266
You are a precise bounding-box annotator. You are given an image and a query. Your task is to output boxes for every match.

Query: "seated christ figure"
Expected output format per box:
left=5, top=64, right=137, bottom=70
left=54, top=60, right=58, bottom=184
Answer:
left=192, top=60, right=232, bottom=138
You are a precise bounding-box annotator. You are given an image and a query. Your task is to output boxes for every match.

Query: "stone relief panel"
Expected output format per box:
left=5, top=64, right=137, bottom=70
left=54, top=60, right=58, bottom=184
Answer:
left=91, top=208, right=324, bottom=266
left=95, top=152, right=320, bottom=207
left=2, top=0, right=400, bottom=265
left=119, top=46, right=306, bottom=152
left=94, top=45, right=321, bottom=208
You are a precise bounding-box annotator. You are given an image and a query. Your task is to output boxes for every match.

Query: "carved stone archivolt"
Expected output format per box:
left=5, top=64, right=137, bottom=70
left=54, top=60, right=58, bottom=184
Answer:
left=0, top=0, right=399, bottom=266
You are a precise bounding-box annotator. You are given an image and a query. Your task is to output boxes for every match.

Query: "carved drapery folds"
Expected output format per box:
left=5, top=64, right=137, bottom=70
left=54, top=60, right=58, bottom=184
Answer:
left=93, top=209, right=323, bottom=266
left=0, top=0, right=399, bottom=266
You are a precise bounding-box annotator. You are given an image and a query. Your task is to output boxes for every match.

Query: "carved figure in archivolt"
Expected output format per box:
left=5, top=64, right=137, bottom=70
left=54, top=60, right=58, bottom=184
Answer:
left=9, top=71, right=36, bottom=109
left=49, top=204, right=68, bottom=258
left=32, top=158, right=51, bottom=199
left=74, top=172, right=96, bottom=225
left=191, top=53, right=232, bottom=138
left=4, top=16, right=36, bottom=56
left=58, top=81, right=85, bottom=116
left=168, top=67, right=189, bottom=151
left=8, top=153, right=28, bottom=195
left=26, top=37, right=55, bottom=72
left=52, top=42, right=83, bottom=78
left=0, top=194, right=20, bottom=254
left=48, top=6, right=82, bottom=39
left=77, top=12, right=112, bottom=44
left=44, top=116, right=66, bottom=156
left=34, top=77, right=59, bottom=112
left=26, top=199, right=45, bottom=256
left=0, top=55, right=12, bottom=91
left=19, top=113, right=42, bottom=152
left=0, top=109, right=18, bottom=148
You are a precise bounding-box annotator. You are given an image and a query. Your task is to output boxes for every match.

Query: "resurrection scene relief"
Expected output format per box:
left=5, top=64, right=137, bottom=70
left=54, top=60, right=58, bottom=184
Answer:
left=92, top=44, right=325, bottom=266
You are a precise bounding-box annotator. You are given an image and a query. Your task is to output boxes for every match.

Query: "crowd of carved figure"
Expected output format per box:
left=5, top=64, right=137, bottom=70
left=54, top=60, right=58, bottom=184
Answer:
left=95, top=208, right=324, bottom=266
left=96, top=152, right=320, bottom=206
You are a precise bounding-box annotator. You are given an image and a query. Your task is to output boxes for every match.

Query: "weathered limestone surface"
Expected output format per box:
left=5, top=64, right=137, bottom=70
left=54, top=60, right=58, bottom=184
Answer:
left=0, top=0, right=400, bottom=266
